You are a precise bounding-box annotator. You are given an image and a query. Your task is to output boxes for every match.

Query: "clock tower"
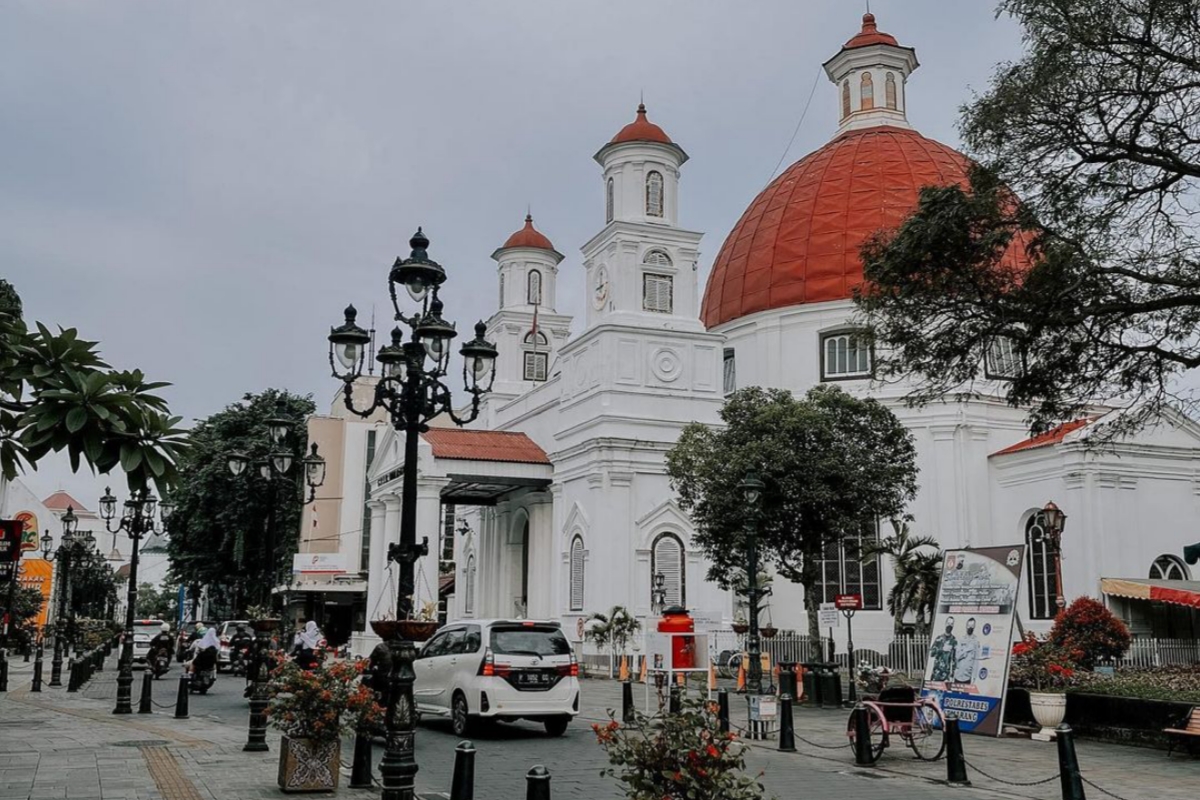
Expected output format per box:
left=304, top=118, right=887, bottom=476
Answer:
left=582, top=104, right=704, bottom=332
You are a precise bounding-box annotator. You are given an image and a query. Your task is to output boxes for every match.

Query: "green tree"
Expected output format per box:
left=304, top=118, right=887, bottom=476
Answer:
left=585, top=606, right=642, bottom=677
left=855, top=0, right=1200, bottom=433
left=667, top=386, right=918, bottom=642
left=0, top=279, right=187, bottom=489
left=864, top=521, right=942, bottom=637
left=67, top=553, right=119, bottom=620
left=135, top=581, right=178, bottom=621
left=167, top=389, right=315, bottom=613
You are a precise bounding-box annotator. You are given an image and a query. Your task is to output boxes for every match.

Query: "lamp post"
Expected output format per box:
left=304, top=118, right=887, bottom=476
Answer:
left=100, top=488, right=173, bottom=714
left=228, top=404, right=325, bottom=754
left=1036, top=501, right=1068, bottom=612
left=739, top=472, right=765, bottom=696
left=40, top=508, right=96, bottom=687
left=327, top=228, right=497, bottom=800
left=651, top=572, right=667, bottom=616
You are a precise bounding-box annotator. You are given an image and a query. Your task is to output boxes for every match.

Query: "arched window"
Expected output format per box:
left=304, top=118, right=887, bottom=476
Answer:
left=523, top=330, right=549, bottom=381
left=527, top=270, right=542, bottom=305
left=820, top=331, right=871, bottom=379
left=1025, top=515, right=1059, bottom=620
left=1149, top=555, right=1189, bottom=581
left=651, top=532, right=686, bottom=608
left=646, top=171, right=664, bottom=217
left=841, top=81, right=851, bottom=119
left=643, top=249, right=672, bottom=267
left=569, top=535, right=585, bottom=611
left=885, top=72, right=897, bottom=110
left=499, top=273, right=505, bottom=308
left=606, top=178, right=614, bottom=223
left=464, top=554, right=476, bottom=615
left=860, top=72, right=875, bottom=111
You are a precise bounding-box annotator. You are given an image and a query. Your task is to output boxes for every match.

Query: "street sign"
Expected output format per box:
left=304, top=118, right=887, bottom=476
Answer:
left=834, top=593, right=863, bottom=611
left=818, top=602, right=840, bottom=628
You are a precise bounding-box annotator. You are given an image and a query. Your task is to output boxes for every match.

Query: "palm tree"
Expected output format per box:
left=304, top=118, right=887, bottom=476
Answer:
left=864, top=520, right=942, bottom=636
left=584, top=606, right=641, bottom=677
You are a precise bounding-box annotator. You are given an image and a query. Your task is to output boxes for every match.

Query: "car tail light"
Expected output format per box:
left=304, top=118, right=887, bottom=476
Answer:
left=220, top=637, right=229, bottom=646
left=479, top=648, right=495, bottom=677
left=556, top=654, right=579, bottom=678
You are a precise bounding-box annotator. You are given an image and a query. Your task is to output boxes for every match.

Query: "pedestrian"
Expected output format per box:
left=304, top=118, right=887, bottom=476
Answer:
left=291, top=621, right=324, bottom=669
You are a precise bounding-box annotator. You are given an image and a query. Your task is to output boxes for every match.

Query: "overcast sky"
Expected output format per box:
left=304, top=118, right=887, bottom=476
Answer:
left=3, top=0, right=1027, bottom=509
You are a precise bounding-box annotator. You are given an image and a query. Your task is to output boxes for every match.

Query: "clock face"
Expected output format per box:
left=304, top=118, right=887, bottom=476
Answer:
left=592, top=267, right=610, bottom=309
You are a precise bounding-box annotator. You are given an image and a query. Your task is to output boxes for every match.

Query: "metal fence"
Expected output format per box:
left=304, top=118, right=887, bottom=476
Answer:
left=1115, top=637, right=1200, bottom=668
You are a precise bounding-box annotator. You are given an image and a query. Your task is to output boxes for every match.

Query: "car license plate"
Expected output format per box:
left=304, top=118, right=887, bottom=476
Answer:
left=517, top=671, right=551, bottom=687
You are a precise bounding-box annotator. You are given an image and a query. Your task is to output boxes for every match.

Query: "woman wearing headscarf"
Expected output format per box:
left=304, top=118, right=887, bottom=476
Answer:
left=188, top=625, right=221, bottom=674
left=292, top=620, right=324, bottom=669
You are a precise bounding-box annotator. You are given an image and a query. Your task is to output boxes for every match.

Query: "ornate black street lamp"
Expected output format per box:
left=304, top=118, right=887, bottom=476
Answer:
left=227, top=401, right=325, bottom=753
left=328, top=228, right=496, bottom=800
left=651, top=572, right=667, bottom=616
left=1035, top=501, right=1068, bottom=611
left=40, top=508, right=96, bottom=687
left=100, top=488, right=173, bottom=714
left=739, top=472, right=765, bottom=696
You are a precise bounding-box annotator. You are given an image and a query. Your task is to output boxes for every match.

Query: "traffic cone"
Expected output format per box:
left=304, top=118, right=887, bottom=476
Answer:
left=639, top=655, right=648, bottom=684
left=618, top=656, right=629, bottom=682
left=676, top=672, right=685, bottom=687
left=708, top=661, right=718, bottom=693
left=736, top=662, right=747, bottom=693
left=773, top=663, right=781, bottom=690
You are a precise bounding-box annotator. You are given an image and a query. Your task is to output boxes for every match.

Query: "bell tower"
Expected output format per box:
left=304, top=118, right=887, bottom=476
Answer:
left=582, top=104, right=703, bottom=332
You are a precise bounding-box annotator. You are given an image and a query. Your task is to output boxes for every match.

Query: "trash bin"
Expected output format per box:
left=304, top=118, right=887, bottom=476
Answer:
left=800, top=662, right=823, bottom=707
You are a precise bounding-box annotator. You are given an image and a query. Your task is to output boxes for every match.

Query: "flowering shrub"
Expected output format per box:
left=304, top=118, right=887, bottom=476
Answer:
left=266, top=658, right=383, bottom=744
left=1072, top=665, right=1200, bottom=703
left=593, top=695, right=766, bottom=800
left=1048, top=597, right=1131, bottom=668
left=1008, top=633, right=1080, bottom=692
left=856, top=662, right=898, bottom=695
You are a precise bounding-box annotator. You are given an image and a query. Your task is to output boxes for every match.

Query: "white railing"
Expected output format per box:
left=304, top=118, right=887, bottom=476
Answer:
left=1115, top=637, right=1200, bottom=668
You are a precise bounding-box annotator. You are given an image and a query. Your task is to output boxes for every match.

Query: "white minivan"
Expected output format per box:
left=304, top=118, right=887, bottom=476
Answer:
left=413, top=619, right=579, bottom=737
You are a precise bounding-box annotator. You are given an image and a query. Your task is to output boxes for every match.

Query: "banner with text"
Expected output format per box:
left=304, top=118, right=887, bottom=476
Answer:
left=920, top=545, right=1025, bottom=737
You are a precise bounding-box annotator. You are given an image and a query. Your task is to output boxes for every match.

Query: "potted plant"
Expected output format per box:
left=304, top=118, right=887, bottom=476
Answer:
left=371, top=599, right=440, bottom=643
left=594, top=694, right=766, bottom=800
left=1009, top=633, right=1079, bottom=738
left=731, top=613, right=749, bottom=635
left=268, top=658, right=383, bottom=792
left=247, top=604, right=281, bottom=633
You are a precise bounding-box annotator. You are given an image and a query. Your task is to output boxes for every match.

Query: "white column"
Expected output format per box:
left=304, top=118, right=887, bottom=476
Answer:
left=526, top=498, right=554, bottom=619
left=413, top=478, right=449, bottom=613
left=379, top=496, right=402, bottom=618
left=365, top=500, right=388, bottom=623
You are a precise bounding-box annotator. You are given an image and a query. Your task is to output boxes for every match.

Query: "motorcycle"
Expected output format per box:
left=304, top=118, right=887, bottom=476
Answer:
left=188, top=646, right=219, bottom=694
left=151, top=647, right=171, bottom=679
left=229, top=643, right=252, bottom=677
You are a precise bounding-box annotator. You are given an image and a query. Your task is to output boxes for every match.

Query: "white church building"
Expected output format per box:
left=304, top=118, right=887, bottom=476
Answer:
left=301, top=14, right=1200, bottom=657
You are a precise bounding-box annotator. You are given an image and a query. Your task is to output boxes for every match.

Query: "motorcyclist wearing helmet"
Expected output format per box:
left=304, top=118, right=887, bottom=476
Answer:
left=149, top=623, right=175, bottom=659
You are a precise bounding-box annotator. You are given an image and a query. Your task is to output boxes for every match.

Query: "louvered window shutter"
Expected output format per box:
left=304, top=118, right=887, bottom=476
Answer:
left=643, top=273, right=673, bottom=314
left=654, top=535, right=685, bottom=607
left=569, top=537, right=585, bottom=611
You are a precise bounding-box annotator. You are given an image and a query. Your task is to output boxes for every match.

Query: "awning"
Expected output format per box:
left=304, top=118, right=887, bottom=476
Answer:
left=1101, top=578, right=1200, bottom=610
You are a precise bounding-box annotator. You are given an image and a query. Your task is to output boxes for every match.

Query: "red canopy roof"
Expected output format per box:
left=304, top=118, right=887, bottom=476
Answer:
left=500, top=214, right=556, bottom=252
left=842, top=13, right=899, bottom=50
left=991, top=419, right=1093, bottom=457
left=610, top=103, right=673, bottom=145
left=42, top=490, right=89, bottom=512
left=421, top=428, right=550, bottom=465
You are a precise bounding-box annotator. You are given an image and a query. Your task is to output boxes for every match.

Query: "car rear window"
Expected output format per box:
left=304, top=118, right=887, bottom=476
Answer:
left=490, top=625, right=571, bottom=657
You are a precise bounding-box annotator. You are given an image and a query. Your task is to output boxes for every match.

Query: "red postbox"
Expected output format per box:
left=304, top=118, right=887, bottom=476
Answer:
left=657, top=607, right=696, bottom=670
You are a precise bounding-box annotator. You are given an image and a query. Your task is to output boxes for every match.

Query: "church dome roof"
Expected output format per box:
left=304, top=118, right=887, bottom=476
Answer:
left=500, top=214, right=556, bottom=252
left=700, top=126, right=1035, bottom=329
left=842, top=13, right=899, bottom=50
left=610, top=103, right=673, bottom=145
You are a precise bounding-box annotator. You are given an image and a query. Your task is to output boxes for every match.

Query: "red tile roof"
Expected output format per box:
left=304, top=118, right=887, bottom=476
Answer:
left=843, top=13, right=899, bottom=50
left=610, top=103, right=673, bottom=146
left=500, top=214, right=556, bottom=252
left=991, top=419, right=1093, bottom=457
left=422, top=428, right=550, bottom=465
left=42, top=490, right=89, bottom=512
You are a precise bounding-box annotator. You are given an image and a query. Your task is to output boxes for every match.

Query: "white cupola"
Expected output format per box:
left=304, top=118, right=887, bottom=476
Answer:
left=822, top=13, right=920, bottom=134
left=593, top=104, right=689, bottom=228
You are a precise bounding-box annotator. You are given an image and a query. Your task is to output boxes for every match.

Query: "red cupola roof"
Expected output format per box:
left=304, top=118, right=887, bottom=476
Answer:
left=701, top=126, right=1034, bottom=328
left=610, top=103, right=673, bottom=145
left=843, top=13, right=899, bottom=50
left=500, top=214, right=556, bottom=252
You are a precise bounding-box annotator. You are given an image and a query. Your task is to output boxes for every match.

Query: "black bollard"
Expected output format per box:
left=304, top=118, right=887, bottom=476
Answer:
left=526, top=765, right=551, bottom=800
left=779, top=663, right=797, bottom=700
left=622, top=680, right=636, bottom=725
left=138, top=671, right=153, bottom=714
left=944, top=716, right=970, bottom=786
left=67, top=659, right=78, bottom=692
left=778, top=694, right=796, bottom=752
left=853, top=704, right=874, bottom=766
left=717, top=689, right=730, bottom=734
left=32, top=650, right=43, bottom=693
left=348, top=724, right=375, bottom=789
left=449, top=740, right=476, bottom=800
left=0, top=650, right=8, bottom=692
left=669, top=685, right=682, bottom=715
left=174, top=673, right=190, bottom=719
left=1056, top=724, right=1087, bottom=800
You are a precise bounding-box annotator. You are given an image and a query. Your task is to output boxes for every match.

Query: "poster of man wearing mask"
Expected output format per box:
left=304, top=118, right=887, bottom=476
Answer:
left=921, top=546, right=1025, bottom=736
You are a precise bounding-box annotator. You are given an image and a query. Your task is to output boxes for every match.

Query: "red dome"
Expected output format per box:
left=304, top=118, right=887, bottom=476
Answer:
left=701, top=126, right=1034, bottom=328
left=843, top=13, right=899, bottom=49
left=500, top=214, right=556, bottom=252
left=610, top=103, right=673, bottom=145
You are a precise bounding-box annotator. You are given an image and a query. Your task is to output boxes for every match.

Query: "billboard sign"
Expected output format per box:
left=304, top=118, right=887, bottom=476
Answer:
left=15, top=510, right=39, bottom=551
left=0, top=520, right=23, bottom=581
left=834, top=593, right=863, bottom=611
left=292, top=552, right=347, bottom=574
left=921, top=546, right=1025, bottom=736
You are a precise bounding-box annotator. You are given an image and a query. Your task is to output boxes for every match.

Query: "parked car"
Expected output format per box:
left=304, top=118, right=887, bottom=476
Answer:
left=412, top=619, right=579, bottom=738
left=175, top=620, right=217, bottom=662
left=216, top=620, right=254, bottom=671
left=131, top=619, right=168, bottom=665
